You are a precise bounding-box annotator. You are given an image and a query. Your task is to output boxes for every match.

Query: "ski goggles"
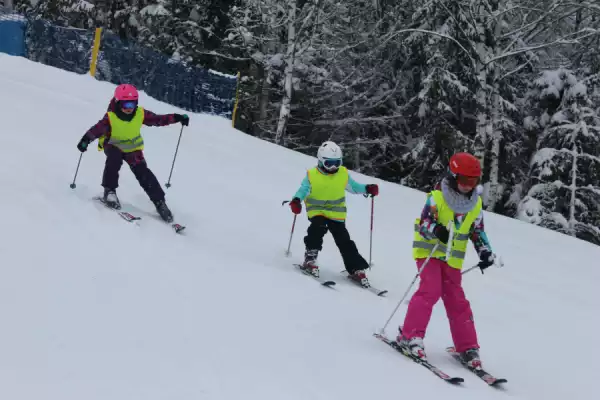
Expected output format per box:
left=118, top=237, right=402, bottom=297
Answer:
left=121, top=101, right=138, bottom=110
left=322, top=158, right=342, bottom=170
left=456, top=174, right=480, bottom=188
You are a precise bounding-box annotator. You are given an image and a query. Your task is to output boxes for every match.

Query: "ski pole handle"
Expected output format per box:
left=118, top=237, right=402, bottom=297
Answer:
left=462, top=255, right=504, bottom=275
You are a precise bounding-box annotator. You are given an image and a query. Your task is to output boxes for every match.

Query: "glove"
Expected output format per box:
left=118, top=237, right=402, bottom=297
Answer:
left=433, top=224, right=449, bottom=244
left=174, top=114, right=189, bottom=126
left=478, top=250, right=495, bottom=272
left=365, top=184, right=379, bottom=196
left=77, top=135, right=91, bottom=153
left=289, top=197, right=302, bottom=215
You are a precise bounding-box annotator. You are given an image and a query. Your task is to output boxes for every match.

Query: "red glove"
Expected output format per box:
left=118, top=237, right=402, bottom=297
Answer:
left=366, top=184, right=379, bottom=196
left=290, top=198, right=302, bottom=214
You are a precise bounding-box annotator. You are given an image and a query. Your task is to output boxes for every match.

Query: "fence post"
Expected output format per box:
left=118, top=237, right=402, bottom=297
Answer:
left=231, top=71, right=241, bottom=128
left=89, top=27, right=103, bottom=78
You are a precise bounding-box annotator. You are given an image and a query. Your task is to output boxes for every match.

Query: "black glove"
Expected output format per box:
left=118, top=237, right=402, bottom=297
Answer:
left=77, top=135, right=91, bottom=153
left=478, top=250, right=495, bottom=272
left=174, top=114, right=189, bottom=126
left=433, top=224, right=449, bottom=244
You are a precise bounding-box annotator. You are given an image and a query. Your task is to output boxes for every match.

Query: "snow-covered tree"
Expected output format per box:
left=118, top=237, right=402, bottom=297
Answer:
left=15, top=0, right=96, bottom=28
left=519, top=69, right=600, bottom=244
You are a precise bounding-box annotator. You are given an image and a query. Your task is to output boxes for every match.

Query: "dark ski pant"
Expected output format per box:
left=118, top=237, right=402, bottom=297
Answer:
left=304, top=215, right=369, bottom=274
left=102, top=144, right=165, bottom=204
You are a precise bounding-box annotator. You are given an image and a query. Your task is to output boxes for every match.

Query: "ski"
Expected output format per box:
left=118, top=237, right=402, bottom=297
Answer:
left=293, top=264, right=336, bottom=287
left=446, top=347, right=507, bottom=387
left=171, top=223, right=186, bottom=234
left=93, top=196, right=141, bottom=224
left=373, top=332, right=464, bottom=384
left=341, top=271, right=388, bottom=296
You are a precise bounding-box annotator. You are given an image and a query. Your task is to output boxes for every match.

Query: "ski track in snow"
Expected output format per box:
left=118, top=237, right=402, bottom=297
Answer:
left=0, top=53, right=598, bottom=400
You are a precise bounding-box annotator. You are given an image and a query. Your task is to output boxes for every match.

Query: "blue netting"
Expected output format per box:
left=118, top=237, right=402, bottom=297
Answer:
left=8, top=14, right=236, bottom=118
left=0, top=8, right=27, bottom=57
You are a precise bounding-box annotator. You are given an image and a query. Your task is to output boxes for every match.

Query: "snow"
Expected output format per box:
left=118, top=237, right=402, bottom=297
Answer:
left=523, top=116, right=538, bottom=131
left=207, top=68, right=237, bottom=79
left=140, top=4, right=171, bottom=17
left=568, top=81, right=587, bottom=98
left=1, top=53, right=600, bottom=400
left=534, top=69, right=567, bottom=99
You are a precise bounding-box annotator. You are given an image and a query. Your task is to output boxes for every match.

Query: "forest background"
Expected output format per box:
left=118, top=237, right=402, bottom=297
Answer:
left=12, top=0, right=600, bottom=245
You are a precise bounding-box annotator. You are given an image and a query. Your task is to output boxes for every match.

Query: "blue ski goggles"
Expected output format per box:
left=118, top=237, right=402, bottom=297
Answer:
left=322, top=158, right=342, bottom=170
left=121, top=100, right=138, bottom=110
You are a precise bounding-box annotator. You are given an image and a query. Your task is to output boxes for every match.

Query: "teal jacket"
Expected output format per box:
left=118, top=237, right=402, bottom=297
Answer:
left=293, top=167, right=367, bottom=200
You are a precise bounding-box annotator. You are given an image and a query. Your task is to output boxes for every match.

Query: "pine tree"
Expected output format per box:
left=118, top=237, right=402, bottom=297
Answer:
left=519, top=69, right=600, bottom=244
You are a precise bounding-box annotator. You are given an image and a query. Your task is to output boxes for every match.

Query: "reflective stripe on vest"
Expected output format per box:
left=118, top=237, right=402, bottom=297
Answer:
left=412, top=190, right=482, bottom=269
left=305, top=166, right=348, bottom=221
left=106, top=107, right=145, bottom=153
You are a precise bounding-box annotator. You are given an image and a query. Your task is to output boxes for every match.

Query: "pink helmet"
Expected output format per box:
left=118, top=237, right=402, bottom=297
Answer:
left=114, top=84, right=139, bottom=101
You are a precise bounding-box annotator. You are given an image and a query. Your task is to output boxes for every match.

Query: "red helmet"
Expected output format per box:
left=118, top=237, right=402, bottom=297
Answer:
left=114, top=84, right=139, bottom=101
left=449, top=152, right=481, bottom=189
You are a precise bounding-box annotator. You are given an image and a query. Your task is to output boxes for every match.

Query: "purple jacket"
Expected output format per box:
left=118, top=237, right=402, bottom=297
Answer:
left=84, top=99, right=178, bottom=142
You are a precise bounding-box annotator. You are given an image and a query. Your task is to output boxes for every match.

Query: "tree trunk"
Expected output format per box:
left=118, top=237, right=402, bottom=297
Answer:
left=274, top=0, right=297, bottom=145
left=487, top=87, right=502, bottom=211
left=258, top=69, right=272, bottom=137
left=569, top=143, right=578, bottom=236
left=474, top=63, right=488, bottom=168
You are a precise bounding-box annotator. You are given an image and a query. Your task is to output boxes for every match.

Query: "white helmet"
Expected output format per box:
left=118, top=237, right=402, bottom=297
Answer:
left=317, top=141, right=343, bottom=172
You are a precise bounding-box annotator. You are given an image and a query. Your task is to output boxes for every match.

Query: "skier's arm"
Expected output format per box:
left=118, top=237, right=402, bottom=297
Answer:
left=83, top=113, right=111, bottom=141
left=346, top=175, right=367, bottom=194
left=417, top=194, right=440, bottom=240
left=470, top=210, right=493, bottom=254
left=142, top=109, right=178, bottom=126
left=292, top=175, right=311, bottom=201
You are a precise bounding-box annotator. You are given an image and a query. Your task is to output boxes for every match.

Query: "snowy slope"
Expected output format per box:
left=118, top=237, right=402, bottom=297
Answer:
left=0, top=53, right=598, bottom=400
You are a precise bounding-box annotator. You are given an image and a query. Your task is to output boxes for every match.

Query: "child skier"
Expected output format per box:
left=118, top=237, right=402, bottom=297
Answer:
left=396, top=152, right=496, bottom=369
left=76, top=84, right=189, bottom=222
left=288, top=141, right=379, bottom=287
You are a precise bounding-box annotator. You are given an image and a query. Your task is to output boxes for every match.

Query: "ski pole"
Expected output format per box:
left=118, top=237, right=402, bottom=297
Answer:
left=462, top=254, right=504, bottom=275
left=378, top=242, right=440, bottom=335
left=282, top=200, right=297, bottom=257
left=70, top=153, right=83, bottom=189
left=461, top=264, right=480, bottom=275
left=285, top=215, right=297, bottom=257
left=369, top=196, right=375, bottom=268
left=446, top=221, right=454, bottom=260
left=165, top=125, right=185, bottom=188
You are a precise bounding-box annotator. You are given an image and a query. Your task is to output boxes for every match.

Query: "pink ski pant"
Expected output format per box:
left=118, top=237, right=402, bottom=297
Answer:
left=401, top=257, right=479, bottom=353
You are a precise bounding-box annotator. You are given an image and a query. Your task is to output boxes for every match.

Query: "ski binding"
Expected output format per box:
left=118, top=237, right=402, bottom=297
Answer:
left=374, top=332, right=464, bottom=384
left=293, top=264, right=336, bottom=287
left=446, top=346, right=507, bottom=386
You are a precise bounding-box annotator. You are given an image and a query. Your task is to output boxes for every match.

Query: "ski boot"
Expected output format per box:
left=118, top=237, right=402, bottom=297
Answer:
left=459, top=348, right=482, bottom=369
left=103, top=188, right=121, bottom=209
left=396, top=334, right=427, bottom=361
left=154, top=199, right=173, bottom=223
left=301, top=249, right=320, bottom=277
left=349, top=269, right=370, bottom=288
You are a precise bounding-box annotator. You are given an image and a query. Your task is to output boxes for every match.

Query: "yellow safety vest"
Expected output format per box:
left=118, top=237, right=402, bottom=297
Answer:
left=98, top=107, right=145, bottom=152
left=412, top=190, right=482, bottom=269
left=305, top=166, right=349, bottom=221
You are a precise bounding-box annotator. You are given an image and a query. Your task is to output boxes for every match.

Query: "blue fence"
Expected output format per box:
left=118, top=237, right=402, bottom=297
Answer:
left=0, top=10, right=237, bottom=118
left=0, top=11, right=26, bottom=56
